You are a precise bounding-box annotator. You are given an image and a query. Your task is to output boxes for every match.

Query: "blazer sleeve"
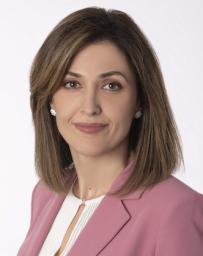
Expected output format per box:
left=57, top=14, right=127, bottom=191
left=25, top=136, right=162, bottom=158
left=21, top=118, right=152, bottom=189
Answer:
left=20, top=180, right=41, bottom=241
left=155, top=192, right=203, bottom=256
left=17, top=180, right=42, bottom=256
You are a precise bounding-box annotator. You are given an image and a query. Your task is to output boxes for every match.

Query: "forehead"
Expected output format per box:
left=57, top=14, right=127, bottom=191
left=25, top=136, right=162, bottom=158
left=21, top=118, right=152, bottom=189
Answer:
left=68, top=41, right=134, bottom=81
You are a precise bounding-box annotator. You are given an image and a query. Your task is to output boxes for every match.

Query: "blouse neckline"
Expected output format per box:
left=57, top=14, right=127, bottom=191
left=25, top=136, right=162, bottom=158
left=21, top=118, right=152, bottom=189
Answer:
left=69, top=183, right=106, bottom=206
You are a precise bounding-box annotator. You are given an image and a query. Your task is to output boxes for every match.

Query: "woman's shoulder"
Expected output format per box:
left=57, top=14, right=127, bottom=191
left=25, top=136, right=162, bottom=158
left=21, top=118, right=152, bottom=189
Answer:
left=31, top=179, right=56, bottom=209
left=144, top=175, right=203, bottom=222
left=148, top=174, right=203, bottom=201
left=139, top=174, right=203, bottom=219
left=151, top=176, right=203, bottom=254
left=33, top=178, right=56, bottom=195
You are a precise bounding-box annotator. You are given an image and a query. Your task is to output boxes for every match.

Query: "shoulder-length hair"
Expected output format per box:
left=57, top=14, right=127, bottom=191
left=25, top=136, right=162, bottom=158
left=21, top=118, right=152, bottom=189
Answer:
left=30, top=7, right=184, bottom=196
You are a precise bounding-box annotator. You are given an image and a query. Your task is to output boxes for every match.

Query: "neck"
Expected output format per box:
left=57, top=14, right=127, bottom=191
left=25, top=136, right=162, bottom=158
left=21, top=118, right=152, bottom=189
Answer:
left=72, top=175, right=106, bottom=201
left=70, top=149, right=134, bottom=201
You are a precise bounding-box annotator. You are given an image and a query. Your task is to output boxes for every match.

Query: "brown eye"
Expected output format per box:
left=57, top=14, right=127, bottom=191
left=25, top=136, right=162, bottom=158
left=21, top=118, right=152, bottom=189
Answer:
left=64, top=80, right=80, bottom=89
left=103, top=82, right=122, bottom=91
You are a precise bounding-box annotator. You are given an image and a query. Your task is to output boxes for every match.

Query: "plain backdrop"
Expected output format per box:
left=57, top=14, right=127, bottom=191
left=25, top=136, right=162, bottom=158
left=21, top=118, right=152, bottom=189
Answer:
left=0, top=0, right=202, bottom=254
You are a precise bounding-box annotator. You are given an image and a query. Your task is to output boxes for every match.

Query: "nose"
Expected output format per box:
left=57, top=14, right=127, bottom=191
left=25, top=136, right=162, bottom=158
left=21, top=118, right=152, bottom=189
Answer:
left=80, top=90, right=102, bottom=116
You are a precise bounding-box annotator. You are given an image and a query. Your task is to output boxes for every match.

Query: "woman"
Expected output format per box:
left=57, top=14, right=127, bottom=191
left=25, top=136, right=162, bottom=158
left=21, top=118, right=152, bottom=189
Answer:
left=17, top=7, right=203, bottom=256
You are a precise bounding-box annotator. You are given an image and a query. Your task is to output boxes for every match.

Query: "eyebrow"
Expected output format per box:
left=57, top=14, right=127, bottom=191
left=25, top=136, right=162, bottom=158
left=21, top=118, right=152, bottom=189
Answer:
left=66, top=70, right=129, bottom=82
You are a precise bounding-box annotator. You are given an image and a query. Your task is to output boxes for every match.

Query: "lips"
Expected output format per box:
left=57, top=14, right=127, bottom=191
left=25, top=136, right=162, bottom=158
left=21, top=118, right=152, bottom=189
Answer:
left=73, top=122, right=108, bottom=128
left=73, top=122, right=108, bottom=134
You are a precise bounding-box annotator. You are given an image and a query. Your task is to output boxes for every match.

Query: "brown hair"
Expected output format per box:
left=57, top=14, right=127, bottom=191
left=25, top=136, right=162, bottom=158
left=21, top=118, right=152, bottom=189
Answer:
left=30, top=7, right=184, bottom=196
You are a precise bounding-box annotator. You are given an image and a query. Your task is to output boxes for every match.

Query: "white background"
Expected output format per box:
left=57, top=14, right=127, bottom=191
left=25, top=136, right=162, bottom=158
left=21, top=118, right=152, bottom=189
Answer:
left=0, top=0, right=202, bottom=254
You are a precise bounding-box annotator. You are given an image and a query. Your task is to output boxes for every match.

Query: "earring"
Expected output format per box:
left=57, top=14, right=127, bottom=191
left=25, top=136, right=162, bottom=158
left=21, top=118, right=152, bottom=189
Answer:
left=50, top=108, right=56, bottom=116
left=134, top=110, right=142, bottom=119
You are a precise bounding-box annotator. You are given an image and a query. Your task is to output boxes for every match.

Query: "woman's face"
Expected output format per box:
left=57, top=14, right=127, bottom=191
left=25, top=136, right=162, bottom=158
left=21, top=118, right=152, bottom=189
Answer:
left=51, top=40, right=139, bottom=158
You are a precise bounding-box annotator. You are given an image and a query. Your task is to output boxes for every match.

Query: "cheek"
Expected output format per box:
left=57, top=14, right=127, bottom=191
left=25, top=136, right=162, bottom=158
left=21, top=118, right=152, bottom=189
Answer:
left=52, top=93, right=75, bottom=133
left=108, top=93, right=136, bottom=122
left=53, top=90, right=78, bottom=118
left=112, top=107, right=133, bottom=137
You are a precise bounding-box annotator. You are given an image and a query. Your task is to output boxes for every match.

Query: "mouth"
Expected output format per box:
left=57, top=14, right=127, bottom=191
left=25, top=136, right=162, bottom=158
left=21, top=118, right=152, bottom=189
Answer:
left=72, top=122, right=108, bottom=134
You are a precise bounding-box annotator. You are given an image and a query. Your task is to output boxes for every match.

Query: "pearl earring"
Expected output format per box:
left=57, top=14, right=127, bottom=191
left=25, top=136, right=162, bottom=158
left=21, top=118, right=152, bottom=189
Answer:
left=134, top=110, right=142, bottom=119
left=50, top=108, right=56, bottom=116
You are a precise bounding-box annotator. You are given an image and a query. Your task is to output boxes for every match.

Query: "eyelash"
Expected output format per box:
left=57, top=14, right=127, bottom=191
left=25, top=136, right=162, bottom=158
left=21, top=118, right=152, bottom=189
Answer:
left=63, top=80, right=122, bottom=92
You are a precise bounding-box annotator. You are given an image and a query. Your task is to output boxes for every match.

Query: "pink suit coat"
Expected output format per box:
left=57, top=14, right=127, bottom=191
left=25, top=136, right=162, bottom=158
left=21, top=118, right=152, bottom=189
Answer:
left=17, top=161, right=203, bottom=256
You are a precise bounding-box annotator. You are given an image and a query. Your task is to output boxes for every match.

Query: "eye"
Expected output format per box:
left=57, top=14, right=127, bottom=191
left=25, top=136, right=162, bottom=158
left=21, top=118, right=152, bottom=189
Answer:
left=63, top=80, right=80, bottom=89
left=63, top=80, right=122, bottom=91
left=103, top=82, right=122, bottom=91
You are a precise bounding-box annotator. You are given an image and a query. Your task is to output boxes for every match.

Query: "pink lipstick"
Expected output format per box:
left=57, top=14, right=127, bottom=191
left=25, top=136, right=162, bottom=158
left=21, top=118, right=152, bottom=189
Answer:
left=73, top=122, right=108, bottom=134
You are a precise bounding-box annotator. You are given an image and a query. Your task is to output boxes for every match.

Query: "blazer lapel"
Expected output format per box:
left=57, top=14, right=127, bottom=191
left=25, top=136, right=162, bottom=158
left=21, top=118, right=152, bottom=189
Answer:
left=68, top=195, right=130, bottom=255
left=68, top=160, right=145, bottom=256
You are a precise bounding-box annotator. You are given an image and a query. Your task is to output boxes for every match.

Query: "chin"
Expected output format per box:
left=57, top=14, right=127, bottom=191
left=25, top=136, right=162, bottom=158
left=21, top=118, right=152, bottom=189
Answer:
left=75, top=148, right=108, bottom=157
left=70, top=143, right=112, bottom=157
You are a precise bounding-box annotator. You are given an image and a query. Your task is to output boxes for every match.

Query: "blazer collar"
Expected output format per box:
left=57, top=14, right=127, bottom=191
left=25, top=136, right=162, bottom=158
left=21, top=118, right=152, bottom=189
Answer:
left=29, top=160, right=145, bottom=256
left=107, top=159, right=146, bottom=200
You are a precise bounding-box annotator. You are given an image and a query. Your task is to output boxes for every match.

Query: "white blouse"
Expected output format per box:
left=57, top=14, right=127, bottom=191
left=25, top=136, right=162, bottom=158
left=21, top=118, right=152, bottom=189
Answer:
left=39, top=183, right=106, bottom=256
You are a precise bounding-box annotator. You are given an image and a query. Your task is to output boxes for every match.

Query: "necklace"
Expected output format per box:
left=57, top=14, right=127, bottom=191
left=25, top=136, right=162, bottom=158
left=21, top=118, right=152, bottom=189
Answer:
left=71, top=175, right=106, bottom=205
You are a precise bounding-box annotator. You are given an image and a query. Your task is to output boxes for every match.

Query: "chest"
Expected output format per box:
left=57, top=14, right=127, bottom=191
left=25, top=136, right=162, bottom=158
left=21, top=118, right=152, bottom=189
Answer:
left=54, top=203, right=86, bottom=256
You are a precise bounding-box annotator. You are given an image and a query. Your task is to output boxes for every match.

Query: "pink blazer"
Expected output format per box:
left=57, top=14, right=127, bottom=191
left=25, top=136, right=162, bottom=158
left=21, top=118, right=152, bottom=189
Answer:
left=17, top=161, right=203, bottom=256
